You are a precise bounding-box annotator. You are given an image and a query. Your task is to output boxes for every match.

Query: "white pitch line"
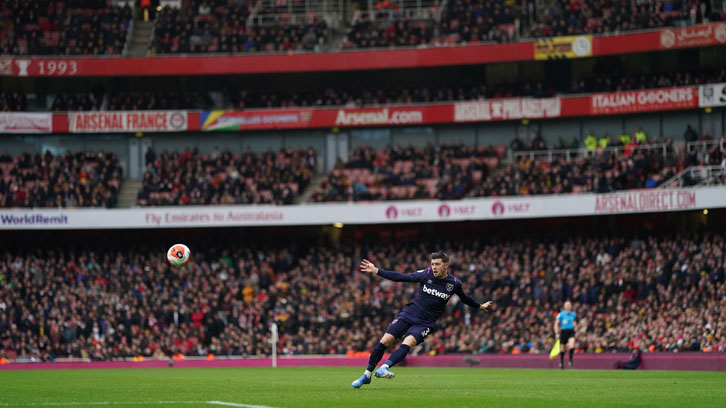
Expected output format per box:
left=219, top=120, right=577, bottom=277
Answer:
left=0, top=402, right=279, bottom=408
left=206, top=402, right=279, bottom=408
left=0, top=403, right=201, bottom=407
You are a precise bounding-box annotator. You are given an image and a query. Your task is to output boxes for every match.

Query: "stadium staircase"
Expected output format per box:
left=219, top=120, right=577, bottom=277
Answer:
left=128, top=21, right=154, bottom=57
left=117, top=180, right=142, bottom=208
left=296, top=174, right=328, bottom=203
left=247, top=0, right=345, bottom=28
left=660, top=165, right=726, bottom=189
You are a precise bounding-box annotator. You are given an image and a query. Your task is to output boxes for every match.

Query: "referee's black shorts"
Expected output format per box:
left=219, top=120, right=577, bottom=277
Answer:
left=560, top=329, right=575, bottom=344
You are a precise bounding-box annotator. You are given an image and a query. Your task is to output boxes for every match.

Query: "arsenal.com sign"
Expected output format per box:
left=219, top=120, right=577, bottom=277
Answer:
left=70, top=111, right=188, bottom=133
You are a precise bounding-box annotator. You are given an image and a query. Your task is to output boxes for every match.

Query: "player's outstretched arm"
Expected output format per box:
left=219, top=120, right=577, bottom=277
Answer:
left=479, top=301, right=496, bottom=312
left=455, top=284, right=496, bottom=312
left=360, top=259, right=422, bottom=282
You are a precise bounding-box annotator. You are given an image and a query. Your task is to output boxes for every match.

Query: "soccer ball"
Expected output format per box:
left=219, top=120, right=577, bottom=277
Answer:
left=167, top=244, right=191, bottom=267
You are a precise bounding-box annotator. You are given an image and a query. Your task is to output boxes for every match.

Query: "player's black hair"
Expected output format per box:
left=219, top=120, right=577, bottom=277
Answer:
left=431, top=251, right=449, bottom=263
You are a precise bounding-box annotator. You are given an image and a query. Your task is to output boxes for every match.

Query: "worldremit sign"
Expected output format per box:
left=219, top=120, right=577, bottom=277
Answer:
left=0, top=186, right=723, bottom=230
left=70, top=111, right=188, bottom=133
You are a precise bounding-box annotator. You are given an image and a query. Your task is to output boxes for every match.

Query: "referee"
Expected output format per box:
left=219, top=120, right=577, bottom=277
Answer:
left=554, top=300, right=577, bottom=369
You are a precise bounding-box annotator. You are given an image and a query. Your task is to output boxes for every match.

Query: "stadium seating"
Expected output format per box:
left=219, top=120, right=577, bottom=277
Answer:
left=0, top=232, right=723, bottom=361
left=149, top=0, right=328, bottom=54
left=310, top=136, right=726, bottom=202
left=0, top=150, right=123, bottom=208
left=0, top=0, right=132, bottom=56
left=137, top=147, right=317, bottom=206
left=309, top=144, right=505, bottom=202
left=35, top=67, right=726, bottom=111
left=529, top=0, right=712, bottom=38
left=0, top=93, right=27, bottom=111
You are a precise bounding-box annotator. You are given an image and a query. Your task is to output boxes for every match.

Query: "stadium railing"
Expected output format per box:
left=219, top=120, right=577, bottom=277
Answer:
left=511, top=143, right=670, bottom=162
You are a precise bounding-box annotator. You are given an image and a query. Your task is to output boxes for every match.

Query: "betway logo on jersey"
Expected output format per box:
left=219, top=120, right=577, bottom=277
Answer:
left=423, top=284, right=450, bottom=300
left=334, top=108, right=423, bottom=126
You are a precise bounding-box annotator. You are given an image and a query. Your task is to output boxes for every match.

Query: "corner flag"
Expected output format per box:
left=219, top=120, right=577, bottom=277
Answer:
left=549, top=340, right=561, bottom=359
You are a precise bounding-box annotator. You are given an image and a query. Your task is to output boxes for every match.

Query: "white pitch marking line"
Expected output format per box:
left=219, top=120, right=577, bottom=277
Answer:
left=0, top=403, right=201, bottom=407
left=0, top=402, right=279, bottom=408
left=206, top=402, right=280, bottom=408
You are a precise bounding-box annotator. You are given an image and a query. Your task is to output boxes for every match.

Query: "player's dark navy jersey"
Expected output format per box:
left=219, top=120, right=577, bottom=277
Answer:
left=377, top=267, right=481, bottom=325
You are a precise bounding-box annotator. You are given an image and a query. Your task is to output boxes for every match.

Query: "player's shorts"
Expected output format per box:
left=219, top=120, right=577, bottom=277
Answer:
left=385, top=315, right=434, bottom=344
left=560, top=329, right=575, bottom=344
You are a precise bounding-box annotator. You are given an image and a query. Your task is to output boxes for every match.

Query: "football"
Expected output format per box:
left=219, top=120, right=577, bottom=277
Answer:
left=167, top=244, right=191, bottom=267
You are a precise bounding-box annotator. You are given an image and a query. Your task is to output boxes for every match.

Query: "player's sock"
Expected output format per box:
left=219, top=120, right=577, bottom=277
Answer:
left=569, top=349, right=574, bottom=363
left=384, top=344, right=410, bottom=368
left=364, top=370, right=372, bottom=379
left=560, top=352, right=565, bottom=365
left=366, top=342, right=387, bottom=372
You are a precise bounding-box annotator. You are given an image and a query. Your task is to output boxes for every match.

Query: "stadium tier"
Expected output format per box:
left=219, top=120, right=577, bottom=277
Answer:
left=1, top=0, right=722, bottom=57
left=0, top=132, right=723, bottom=208
left=0, top=230, right=723, bottom=361
left=14, top=67, right=719, bottom=112
left=309, top=136, right=726, bottom=202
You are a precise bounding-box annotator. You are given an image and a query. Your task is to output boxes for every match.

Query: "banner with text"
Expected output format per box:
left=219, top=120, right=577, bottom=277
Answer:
left=535, top=35, right=592, bottom=60
left=590, top=86, right=698, bottom=115
left=699, top=83, right=726, bottom=108
left=0, top=113, right=52, bottom=133
left=69, top=111, right=188, bottom=133
left=0, top=186, right=722, bottom=230
left=659, top=23, right=726, bottom=49
left=454, top=98, right=562, bottom=122
left=201, top=109, right=314, bottom=131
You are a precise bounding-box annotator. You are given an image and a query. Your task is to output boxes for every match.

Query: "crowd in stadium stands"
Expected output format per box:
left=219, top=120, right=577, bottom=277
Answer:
left=310, top=132, right=693, bottom=202
left=50, top=93, right=103, bottom=112
left=137, top=147, right=317, bottom=206
left=344, top=0, right=721, bottom=48
left=309, top=143, right=503, bottom=202
left=530, top=0, right=716, bottom=38
left=0, top=0, right=132, bottom=56
left=34, top=67, right=726, bottom=111
left=106, top=92, right=213, bottom=111
left=149, top=1, right=328, bottom=54
left=0, top=93, right=27, bottom=112
left=0, top=231, right=724, bottom=361
left=1, top=0, right=723, bottom=58
left=343, top=19, right=436, bottom=49
left=0, top=150, right=122, bottom=208
left=435, top=0, right=519, bottom=45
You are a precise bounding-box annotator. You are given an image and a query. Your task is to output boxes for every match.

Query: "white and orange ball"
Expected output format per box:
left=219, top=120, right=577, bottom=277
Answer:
left=167, top=244, right=191, bottom=267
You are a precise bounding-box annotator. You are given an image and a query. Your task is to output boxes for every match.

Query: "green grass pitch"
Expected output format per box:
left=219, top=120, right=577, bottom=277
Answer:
left=0, top=367, right=724, bottom=407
